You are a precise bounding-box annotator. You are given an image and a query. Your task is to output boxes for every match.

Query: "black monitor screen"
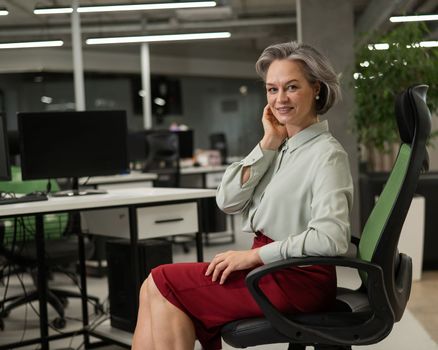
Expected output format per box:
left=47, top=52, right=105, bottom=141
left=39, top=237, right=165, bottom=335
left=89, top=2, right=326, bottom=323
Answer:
left=18, top=110, right=129, bottom=180
left=0, top=114, right=11, bottom=181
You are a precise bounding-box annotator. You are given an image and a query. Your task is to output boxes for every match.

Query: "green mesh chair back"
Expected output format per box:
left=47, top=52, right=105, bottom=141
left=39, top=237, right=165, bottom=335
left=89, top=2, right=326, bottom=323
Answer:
left=358, top=143, right=410, bottom=267
left=0, top=166, right=69, bottom=245
left=358, top=85, right=431, bottom=322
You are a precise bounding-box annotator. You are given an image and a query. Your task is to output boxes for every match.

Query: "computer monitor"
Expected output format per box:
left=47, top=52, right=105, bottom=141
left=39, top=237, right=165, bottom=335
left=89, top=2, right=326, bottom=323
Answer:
left=143, top=129, right=194, bottom=161
left=173, top=129, right=194, bottom=159
left=0, top=114, right=11, bottom=181
left=18, top=110, right=129, bottom=195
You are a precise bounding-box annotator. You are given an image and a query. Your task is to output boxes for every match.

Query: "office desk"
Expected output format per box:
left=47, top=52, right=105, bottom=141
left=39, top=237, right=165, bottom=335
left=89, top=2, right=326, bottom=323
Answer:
left=79, top=172, right=157, bottom=190
left=180, top=165, right=228, bottom=189
left=180, top=165, right=235, bottom=244
left=0, top=187, right=215, bottom=350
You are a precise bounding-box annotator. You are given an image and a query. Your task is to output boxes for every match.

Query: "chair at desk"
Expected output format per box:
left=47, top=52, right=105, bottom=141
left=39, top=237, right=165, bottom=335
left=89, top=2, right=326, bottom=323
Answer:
left=144, top=131, right=196, bottom=253
left=210, top=132, right=228, bottom=165
left=0, top=166, right=101, bottom=330
left=144, top=131, right=180, bottom=187
left=221, top=85, right=431, bottom=350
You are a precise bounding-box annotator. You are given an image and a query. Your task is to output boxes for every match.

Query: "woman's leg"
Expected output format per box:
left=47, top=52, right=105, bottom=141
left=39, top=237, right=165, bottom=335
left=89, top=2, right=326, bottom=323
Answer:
left=131, top=275, right=196, bottom=350
left=132, top=277, right=155, bottom=350
left=148, top=274, right=196, bottom=349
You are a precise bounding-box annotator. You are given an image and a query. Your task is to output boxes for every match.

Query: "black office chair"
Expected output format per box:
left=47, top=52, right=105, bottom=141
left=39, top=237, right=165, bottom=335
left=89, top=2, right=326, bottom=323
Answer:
left=210, top=132, right=228, bottom=165
left=145, top=131, right=180, bottom=187
left=0, top=166, right=101, bottom=330
left=222, top=84, right=431, bottom=349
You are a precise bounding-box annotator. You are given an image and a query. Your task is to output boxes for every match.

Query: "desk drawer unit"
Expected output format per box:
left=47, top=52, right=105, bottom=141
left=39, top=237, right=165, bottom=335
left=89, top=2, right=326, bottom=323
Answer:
left=137, top=203, right=198, bottom=238
left=82, top=202, right=198, bottom=239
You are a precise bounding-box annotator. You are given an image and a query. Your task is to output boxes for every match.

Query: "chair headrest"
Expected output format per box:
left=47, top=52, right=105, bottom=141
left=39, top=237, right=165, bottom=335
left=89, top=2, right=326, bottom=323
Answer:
left=395, top=84, right=430, bottom=144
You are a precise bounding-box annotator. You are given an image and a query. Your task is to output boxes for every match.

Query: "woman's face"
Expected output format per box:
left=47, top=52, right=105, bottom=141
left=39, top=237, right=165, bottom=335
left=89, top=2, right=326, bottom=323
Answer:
left=265, top=59, right=320, bottom=133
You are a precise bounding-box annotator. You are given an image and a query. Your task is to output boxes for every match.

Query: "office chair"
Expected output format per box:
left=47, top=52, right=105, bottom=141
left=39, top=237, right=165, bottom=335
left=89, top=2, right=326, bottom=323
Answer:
left=0, top=166, right=101, bottom=330
left=221, top=84, right=431, bottom=350
left=144, top=131, right=180, bottom=187
left=210, top=132, right=228, bottom=165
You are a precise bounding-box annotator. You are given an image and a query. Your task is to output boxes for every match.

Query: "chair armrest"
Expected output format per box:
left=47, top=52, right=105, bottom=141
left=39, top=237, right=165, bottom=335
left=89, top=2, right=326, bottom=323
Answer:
left=246, top=256, right=395, bottom=343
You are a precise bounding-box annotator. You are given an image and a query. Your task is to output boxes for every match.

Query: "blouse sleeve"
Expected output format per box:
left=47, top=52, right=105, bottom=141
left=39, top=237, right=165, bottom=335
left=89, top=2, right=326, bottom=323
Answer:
left=216, top=143, right=276, bottom=215
left=259, top=149, right=353, bottom=263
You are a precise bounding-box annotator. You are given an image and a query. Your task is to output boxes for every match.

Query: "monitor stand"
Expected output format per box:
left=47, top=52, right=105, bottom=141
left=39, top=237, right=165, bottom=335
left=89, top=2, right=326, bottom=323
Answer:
left=51, top=177, right=108, bottom=197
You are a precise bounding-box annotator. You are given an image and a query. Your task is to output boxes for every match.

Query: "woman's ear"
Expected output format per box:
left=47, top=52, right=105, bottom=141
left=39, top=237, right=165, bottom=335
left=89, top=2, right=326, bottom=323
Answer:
left=314, top=81, right=321, bottom=98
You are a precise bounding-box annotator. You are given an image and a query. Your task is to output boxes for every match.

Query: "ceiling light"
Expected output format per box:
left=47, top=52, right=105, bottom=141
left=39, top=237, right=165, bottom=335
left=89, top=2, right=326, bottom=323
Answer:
left=86, top=32, right=231, bottom=45
left=34, top=7, right=73, bottom=15
left=34, top=1, right=216, bottom=15
left=0, top=40, right=64, bottom=49
left=419, top=40, right=438, bottom=48
left=390, top=14, right=438, bottom=22
left=0, top=8, right=8, bottom=16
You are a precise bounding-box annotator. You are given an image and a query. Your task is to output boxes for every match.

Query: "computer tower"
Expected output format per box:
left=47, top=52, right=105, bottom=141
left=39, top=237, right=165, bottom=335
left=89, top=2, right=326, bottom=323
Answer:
left=106, top=239, right=172, bottom=332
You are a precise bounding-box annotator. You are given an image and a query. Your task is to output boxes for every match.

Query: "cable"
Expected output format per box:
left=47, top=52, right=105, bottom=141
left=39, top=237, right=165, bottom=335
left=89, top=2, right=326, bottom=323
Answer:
left=80, top=176, right=91, bottom=186
left=46, top=179, right=52, bottom=195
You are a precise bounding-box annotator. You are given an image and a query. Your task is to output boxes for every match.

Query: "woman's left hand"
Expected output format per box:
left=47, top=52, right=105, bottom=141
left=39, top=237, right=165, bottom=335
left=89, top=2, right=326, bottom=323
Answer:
left=205, top=249, right=262, bottom=285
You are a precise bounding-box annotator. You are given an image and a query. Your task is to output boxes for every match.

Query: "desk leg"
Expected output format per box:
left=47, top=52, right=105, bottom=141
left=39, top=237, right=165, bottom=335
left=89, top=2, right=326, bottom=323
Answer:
left=35, top=214, right=50, bottom=350
left=129, top=206, right=140, bottom=313
left=196, top=199, right=207, bottom=262
left=78, top=231, right=90, bottom=348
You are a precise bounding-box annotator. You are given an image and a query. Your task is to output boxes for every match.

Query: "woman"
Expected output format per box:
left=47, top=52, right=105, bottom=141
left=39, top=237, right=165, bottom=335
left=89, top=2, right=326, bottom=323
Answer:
left=132, top=41, right=353, bottom=350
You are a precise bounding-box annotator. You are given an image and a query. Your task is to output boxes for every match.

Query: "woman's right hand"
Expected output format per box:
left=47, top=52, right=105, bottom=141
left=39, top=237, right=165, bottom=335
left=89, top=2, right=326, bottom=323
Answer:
left=260, top=104, right=287, bottom=150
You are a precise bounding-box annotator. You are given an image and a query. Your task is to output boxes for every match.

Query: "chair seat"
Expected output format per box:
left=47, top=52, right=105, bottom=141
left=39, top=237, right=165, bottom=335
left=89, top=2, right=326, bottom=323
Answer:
left=222, top=288, right=372, bottom=348
left=7, top=237, right=93, bottom=265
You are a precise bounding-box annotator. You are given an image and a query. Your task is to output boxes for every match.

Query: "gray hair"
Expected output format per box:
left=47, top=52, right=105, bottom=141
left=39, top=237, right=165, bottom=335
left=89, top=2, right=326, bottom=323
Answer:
left=255, top=41, right=341, bottom=115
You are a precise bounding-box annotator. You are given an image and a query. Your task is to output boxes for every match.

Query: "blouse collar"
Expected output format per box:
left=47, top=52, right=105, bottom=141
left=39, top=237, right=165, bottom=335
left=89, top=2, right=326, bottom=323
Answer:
left=281, top=120, right=329, bottom=153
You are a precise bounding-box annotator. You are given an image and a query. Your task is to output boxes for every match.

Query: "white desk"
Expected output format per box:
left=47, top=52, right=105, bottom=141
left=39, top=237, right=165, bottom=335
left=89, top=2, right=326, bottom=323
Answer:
left=180, top=165, right=228, bottom=189
left=0, top=187, right=215, bottom=350
left=79, top=172, right=157, bottom=190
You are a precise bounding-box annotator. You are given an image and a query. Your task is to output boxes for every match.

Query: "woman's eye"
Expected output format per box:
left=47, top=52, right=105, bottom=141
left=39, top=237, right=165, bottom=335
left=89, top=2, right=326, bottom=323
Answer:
left=267, top=87, right=277, bottom=93
left=287, top=85, right=297, bottom=91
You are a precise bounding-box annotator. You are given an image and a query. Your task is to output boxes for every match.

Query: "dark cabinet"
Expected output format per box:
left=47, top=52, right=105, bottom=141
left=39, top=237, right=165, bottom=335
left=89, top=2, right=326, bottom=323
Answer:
left=360, top=172, right=438, bottom=269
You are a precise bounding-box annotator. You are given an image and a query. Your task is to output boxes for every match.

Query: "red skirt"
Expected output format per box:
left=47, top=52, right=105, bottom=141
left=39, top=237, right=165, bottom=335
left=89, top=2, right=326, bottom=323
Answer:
left=151, top=233, right=336, bottom=350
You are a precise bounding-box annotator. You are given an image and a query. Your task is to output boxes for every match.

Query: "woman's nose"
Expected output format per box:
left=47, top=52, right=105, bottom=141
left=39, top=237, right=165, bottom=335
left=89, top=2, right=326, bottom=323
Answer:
left=278, top=89, right=288, bottom=102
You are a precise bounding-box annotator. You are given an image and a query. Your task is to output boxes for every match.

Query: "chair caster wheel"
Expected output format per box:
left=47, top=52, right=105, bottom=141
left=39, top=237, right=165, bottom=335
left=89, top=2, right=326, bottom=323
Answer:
left=52, top=317, right=66, bottom=329
left=95, top=303, right=104, bottom=315
left=0, top=310, right=10, bottom=318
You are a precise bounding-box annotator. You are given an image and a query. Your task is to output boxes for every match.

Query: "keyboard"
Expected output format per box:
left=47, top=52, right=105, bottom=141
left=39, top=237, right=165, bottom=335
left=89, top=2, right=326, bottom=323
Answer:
left=0, top=193, right=49, bottom=205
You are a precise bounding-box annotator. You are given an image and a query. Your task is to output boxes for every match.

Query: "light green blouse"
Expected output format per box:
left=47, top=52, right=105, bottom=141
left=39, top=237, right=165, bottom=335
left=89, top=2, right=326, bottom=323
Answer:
left=216, top=120, right=353, bottom=264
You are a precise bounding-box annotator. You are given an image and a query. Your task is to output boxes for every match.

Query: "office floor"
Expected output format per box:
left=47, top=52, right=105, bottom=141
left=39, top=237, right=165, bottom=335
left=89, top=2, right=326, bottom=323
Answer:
left=1, top=216, right=437, bottom=350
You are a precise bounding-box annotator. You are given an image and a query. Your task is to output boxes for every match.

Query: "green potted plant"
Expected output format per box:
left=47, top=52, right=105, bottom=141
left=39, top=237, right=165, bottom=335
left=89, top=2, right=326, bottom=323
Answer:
left=353, top=22, right=438, bottom=171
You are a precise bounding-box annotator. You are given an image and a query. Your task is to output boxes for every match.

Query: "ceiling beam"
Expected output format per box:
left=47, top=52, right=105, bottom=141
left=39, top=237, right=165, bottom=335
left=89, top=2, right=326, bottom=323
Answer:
left=355, top=0, right=408, bottom=46
left=0, top=16, right=295, bottom=39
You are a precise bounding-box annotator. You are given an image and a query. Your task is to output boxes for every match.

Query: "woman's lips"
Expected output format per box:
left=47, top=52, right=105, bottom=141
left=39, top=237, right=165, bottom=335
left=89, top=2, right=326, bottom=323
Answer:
left=276, top=106, right=294, bottom=113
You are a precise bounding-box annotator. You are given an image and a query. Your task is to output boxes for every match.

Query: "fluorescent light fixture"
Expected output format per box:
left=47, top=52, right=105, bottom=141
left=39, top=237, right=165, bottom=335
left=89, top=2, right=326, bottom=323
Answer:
left=419, top=40, right=438, bottom=48
left=34, top=7, right=73, bottom=14
left=390, top=14, right=438, bottom=22
left=0, top=40, right=64, bottom=49
left=0, top=8, right=8, bottom=16
left=34, top=1, right=216, bottom=15
left=86, top=32, right=231, bottom=45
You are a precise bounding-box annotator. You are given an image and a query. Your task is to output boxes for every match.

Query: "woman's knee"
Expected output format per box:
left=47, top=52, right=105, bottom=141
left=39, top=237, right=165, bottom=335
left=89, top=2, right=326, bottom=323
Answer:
left=139, top=275, right=153, bottom=303
left=146, top=274, right=162, bottom=300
